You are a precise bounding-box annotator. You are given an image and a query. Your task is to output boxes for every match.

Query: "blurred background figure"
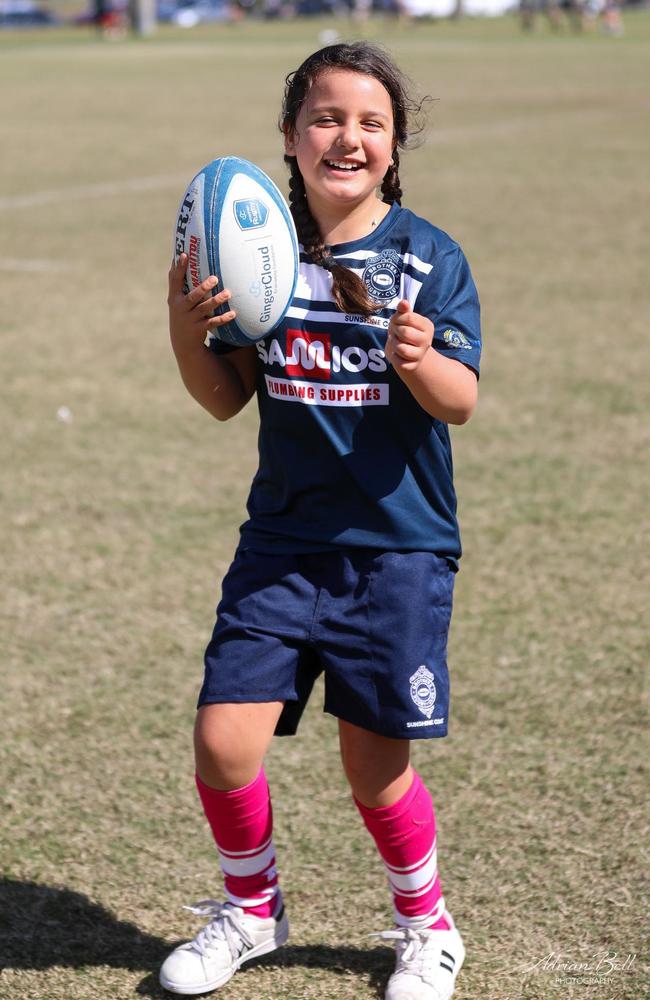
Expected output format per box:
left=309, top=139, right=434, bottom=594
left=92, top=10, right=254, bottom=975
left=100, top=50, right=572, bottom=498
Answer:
left=601, top=0, right=624, bottom=33
left=353, top=0, right=372, bottom=21
left=519, top=0, right=562, bottom=31
left=93, top=0, right=127, bottom=36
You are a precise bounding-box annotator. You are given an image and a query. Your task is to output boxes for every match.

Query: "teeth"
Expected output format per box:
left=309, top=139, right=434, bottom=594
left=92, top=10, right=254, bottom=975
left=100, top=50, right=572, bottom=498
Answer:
left=326, top=160, right=360, bottom=171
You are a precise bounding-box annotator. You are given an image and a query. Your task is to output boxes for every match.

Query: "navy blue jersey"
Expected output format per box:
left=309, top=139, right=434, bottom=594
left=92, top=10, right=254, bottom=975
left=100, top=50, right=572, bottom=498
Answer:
left=209, top=203, right=481, bottom=559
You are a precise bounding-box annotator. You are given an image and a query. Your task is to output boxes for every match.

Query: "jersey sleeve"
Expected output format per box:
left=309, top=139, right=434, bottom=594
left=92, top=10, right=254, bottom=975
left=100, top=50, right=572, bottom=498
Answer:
left=414, top=244, right=482, bottom=376
left=205, top=332, right=240, bottom=356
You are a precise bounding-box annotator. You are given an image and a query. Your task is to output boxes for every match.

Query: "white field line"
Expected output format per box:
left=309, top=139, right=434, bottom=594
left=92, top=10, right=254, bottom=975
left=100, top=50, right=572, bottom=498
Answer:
left=0, top=257, right=73, bottom=273
left=0, top=173, right=194, bottom=211
left=0, top=158, right=281, bottom=212
left=0, top=107, right=619, bottom=214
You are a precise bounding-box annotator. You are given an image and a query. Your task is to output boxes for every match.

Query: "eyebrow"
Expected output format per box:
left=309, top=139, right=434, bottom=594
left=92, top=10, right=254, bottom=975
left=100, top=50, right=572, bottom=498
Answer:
left=308, top=105, right=391, bottom=121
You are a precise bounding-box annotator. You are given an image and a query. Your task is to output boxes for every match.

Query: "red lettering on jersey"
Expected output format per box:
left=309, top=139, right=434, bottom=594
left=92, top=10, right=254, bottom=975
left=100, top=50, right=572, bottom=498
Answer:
left=285, top=329, right=331, bottom=380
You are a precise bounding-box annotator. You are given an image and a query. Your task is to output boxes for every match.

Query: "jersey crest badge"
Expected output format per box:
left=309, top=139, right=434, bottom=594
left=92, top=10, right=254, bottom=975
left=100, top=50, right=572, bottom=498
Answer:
left=409, top=665, right=437, bottom=719
left=443, top=328, right=472, bottom=350
left=362, top=250, right=402, bottom=303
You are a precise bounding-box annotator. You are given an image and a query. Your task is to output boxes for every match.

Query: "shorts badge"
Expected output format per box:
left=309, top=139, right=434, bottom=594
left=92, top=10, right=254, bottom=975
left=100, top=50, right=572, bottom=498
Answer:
left=362, top=250, right=402, bottom=303
left=409, top=664, right=437, bottom=719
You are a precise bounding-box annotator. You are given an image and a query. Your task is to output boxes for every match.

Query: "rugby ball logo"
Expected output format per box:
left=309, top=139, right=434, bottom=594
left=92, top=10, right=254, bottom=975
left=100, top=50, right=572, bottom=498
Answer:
left=173, top=157, right=299, bottom=346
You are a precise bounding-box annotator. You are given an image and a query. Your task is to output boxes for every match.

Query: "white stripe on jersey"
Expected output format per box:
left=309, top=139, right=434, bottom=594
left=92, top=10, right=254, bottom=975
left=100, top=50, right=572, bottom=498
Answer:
left=302, top=248, right=434, bottom=277
left=291, top=246, right=431, bottom=324
left=402, top=251, right=434, bottom=277
left=284, top=305, right=390, bottom=329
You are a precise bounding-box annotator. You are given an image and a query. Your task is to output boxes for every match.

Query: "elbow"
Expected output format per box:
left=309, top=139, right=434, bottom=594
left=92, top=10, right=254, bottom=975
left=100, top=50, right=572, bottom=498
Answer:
left=448, top=411, right=471, bottom=426
left=448, top=401, right=476, bottom=425
left=212, top=404, right=243, bottom=422
left=444, top=363, right=478, bottom=425
left=448, top=385, right=478, bottom=425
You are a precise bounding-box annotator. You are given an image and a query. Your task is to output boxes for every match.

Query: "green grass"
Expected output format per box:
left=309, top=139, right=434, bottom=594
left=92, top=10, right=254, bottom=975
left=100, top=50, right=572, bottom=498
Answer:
left=1, top=11, right=649, bottom=1000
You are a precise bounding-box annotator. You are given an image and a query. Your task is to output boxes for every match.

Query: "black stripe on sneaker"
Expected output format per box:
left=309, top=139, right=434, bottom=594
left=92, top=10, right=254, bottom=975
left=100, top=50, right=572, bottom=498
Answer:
left=441, top=950, right=455, bottom=965
left=274, top=905, right=285, bottom=922
left=440, top=961, right=454, bottom=973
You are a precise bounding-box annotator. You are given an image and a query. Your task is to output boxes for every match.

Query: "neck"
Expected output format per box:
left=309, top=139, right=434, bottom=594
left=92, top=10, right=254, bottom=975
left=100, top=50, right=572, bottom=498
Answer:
left=311, top=197, right=391, bottom=246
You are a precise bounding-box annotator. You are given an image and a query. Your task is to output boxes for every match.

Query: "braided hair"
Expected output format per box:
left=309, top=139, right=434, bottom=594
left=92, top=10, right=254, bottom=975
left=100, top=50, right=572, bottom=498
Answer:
left=280, top=43, right=426, bottom=318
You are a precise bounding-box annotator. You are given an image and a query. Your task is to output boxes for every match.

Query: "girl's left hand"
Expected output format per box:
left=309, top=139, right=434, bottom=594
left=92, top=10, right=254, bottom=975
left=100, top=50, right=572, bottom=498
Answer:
left=386, top=300, right=434, bottom=374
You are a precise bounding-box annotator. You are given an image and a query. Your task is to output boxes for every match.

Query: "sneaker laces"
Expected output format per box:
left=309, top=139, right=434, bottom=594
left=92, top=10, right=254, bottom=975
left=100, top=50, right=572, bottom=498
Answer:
left=182, top=900, right=255, bottom=959
left=370, top=927, right=444, bottom=985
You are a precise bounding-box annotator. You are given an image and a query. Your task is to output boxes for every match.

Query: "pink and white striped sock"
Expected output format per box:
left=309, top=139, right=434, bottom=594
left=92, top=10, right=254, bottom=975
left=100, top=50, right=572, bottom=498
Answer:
left=355, top=771, right=451, bottom=931
left=196, top=770, right=280, bottom=919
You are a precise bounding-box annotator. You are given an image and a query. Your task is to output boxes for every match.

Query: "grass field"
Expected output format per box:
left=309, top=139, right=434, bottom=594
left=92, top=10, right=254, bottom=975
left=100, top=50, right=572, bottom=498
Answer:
left=1, top=11, right=649, bottom=1000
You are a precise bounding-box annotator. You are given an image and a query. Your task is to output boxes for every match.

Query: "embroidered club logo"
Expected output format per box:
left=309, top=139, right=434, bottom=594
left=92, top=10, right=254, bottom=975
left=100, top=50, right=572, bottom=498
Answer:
left=409, top=665, right=437, bottom=719
left=362, top=250, right=402, bottom=302
left=443, top=328, right=472, bottom=350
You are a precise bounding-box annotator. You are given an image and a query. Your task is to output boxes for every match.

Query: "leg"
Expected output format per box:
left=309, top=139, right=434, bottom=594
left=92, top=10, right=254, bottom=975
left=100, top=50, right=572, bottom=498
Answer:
left=195, top=701, right=284, bottom=789
left=341, top=720, right=447, bottom=929
left=339, top=718, right=412, bottom=807
left=193, top=701, right=285, bottom=918
left=341, top=721, right=464, bottom=999
left=160, top=702, right=289, bottom=995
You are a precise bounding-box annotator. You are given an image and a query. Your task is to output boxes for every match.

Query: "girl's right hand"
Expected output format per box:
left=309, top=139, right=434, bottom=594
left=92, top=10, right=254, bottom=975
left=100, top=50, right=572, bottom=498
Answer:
left=167, top=253, right=237, bottom=358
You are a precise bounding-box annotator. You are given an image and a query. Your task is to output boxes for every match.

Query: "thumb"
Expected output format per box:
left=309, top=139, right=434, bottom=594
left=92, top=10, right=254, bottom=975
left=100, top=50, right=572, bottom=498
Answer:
left=396, top=299, right=410, bottom=314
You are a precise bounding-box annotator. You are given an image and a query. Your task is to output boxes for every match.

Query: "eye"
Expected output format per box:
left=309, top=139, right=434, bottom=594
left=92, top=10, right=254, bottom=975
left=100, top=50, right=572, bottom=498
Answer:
left=363, top=121, right=384, bottom=131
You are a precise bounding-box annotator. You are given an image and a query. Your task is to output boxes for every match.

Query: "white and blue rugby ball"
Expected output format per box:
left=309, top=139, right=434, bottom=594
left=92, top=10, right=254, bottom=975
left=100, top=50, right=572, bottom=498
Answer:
left=173, top=157, right=299, bottom=347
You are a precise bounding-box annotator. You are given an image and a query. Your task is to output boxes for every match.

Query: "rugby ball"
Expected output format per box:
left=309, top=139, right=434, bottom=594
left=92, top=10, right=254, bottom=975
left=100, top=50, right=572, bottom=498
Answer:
left=173, top=157, right=299, bottom=347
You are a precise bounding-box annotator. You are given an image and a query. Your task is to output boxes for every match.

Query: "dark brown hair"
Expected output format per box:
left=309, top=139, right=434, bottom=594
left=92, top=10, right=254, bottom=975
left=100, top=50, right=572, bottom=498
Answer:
left=280, top=42, right=427, bottom=317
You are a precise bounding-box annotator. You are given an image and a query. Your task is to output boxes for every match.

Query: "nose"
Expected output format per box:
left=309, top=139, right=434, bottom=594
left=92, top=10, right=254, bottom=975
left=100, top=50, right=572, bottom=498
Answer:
left=336, top=120, right=361, bottom=151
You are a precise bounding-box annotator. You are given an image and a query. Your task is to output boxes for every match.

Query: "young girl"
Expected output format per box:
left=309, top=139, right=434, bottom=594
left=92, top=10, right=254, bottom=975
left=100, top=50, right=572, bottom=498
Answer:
left=160, top=42, right=481, bottom=1000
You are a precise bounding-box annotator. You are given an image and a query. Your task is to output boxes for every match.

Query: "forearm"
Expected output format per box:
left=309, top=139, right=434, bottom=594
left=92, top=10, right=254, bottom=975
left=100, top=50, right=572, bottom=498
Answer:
left=397, top=348, right=478, bottom=424
left=167, top=255, right=255, bottom=421
left=173, top=341, right=250, bottom=421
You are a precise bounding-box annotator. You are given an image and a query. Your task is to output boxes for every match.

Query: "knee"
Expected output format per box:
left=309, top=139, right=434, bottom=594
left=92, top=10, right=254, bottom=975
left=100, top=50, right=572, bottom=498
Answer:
left=193, top=710, right=261, bottom=790
left=339, top=723, right=412, bottom=807
left=339, top=748, right=368, bottom=792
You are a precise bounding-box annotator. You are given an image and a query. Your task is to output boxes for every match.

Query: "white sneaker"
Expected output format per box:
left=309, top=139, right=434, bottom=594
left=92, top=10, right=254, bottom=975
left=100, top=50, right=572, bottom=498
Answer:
left=375, top=916, right=465, bottom=1000
left=159, top=898, right=289, bottom=995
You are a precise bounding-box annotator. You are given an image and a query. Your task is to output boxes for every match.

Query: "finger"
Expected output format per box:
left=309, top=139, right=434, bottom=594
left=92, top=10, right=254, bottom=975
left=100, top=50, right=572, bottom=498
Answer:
left=393, top=342, right=423, bottom=364
left=391, top=324, right=425, bottom=348
left=388, top=300, right=410, bottom=330
left=185, top=274, right=219, bottom=308
left=169, top=253, right=188, bottom=292
left=405, top=311, right=432, bottom=334
left=392, top=309, right=415, bottom=332
left=196, top=288, right=232, bottom=318
left=206, top=309, right=237, bottom=328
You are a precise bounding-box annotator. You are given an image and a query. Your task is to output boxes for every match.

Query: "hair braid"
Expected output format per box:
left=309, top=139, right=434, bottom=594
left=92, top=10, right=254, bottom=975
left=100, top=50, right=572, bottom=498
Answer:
left=285, top=155, right=381, bottom=318
left=286, top=157, right=322, bottom=262
left=381, top=150, right=403, bottom=206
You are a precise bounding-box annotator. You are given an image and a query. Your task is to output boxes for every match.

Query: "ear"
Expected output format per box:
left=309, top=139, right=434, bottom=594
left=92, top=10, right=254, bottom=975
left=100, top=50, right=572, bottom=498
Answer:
left=283, top=126, right=296, bottom=156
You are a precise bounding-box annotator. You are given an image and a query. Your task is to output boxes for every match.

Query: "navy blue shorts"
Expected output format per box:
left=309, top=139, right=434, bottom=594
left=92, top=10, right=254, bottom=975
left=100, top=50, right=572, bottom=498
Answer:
left=199, top=547, right=456, bottom=741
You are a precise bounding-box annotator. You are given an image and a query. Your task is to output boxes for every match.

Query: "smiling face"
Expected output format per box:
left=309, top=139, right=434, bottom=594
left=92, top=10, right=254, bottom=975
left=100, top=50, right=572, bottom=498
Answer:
left=284, top=68, right=395, bottom=231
